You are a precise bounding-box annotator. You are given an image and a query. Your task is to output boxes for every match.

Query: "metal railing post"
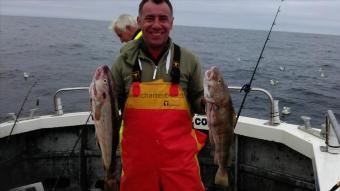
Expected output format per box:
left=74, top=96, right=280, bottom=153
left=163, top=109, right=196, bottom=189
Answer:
left=229, top=86, right=280, bottom=126
left=53, top=87, right=89, bottom=115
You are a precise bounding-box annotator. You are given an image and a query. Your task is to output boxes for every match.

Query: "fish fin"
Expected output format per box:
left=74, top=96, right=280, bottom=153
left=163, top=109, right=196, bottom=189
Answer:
left=95, top=136, right=100, bottom=149
left=215, top=168, right=229, bottom=186
left=89, top=98, right=93, bottom=114
left=113, top=97, right=120, bottom=119
left=104, top=176, right=118, bottom=191
left=94, top=109, right=101, bottom=120
left=101, top=159, right=106, bottom=171
left=228, top=98, right=237, bottom=129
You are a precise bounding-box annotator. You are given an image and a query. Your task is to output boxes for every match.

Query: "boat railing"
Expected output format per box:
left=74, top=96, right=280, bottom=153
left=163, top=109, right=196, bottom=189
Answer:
left=228, top=86, right=280, bottom=126
left=323, top=110, right=340, bottom=153
left=53, top=86, right=280, bottom=125
left=54, top=87, right=89, bottom=115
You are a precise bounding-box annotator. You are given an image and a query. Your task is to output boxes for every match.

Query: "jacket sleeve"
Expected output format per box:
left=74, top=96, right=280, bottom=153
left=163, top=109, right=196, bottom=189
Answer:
left=187, top=55, right=205, bottom=115
left=111, top=55, right=126, bottom=111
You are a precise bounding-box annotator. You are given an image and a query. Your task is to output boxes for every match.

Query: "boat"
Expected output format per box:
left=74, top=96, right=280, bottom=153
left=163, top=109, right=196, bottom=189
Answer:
left=0, top=86, right=339, bottom=191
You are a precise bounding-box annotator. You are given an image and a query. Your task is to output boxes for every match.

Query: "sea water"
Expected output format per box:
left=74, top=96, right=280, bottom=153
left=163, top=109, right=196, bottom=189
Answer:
left=1, top=16, right=339, bottom=127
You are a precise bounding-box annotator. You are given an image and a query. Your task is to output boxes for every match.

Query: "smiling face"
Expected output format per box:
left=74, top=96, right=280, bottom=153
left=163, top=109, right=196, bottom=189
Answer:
left=137, top=1, right=173, bottom=50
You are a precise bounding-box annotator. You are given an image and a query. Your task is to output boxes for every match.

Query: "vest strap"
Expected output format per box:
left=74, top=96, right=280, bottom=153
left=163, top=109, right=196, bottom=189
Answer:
left=171, top=43, right=181, bottom=84
left=132, top=60, right=142, bottom=82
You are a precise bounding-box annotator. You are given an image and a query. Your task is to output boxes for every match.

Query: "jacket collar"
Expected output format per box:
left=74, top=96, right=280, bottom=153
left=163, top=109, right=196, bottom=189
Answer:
left=139, top=38, right=171, bottom=64
left=119, top=38, right=172, bottom=67
left=132, top=29, right=142, bottom=40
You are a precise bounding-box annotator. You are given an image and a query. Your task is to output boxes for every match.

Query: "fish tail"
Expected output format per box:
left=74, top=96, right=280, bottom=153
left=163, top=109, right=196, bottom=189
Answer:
left=215, top=167, right=229, bottom=186
left=104, top=175, right=118, bottom=191
left=104, top=160, right=119, bottom=191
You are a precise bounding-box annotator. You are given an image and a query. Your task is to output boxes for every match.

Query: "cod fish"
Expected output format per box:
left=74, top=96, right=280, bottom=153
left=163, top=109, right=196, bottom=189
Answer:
left=204, top=66, right=236, bottom=187
left=89, top=65, right=120, bottom=191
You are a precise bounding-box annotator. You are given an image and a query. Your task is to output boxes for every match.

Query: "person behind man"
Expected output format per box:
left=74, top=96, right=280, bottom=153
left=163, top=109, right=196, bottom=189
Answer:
left=109, top=14, right=142, bottom=43
left=111, top=0, right=206, bottom=190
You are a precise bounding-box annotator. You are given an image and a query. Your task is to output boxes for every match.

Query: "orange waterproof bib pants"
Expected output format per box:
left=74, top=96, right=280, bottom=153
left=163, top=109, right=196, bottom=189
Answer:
left=120, top=80, right=206, bottom=191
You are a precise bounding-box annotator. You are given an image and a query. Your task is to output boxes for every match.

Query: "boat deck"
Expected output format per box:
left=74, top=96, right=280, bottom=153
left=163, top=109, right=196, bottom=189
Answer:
left=1, top=112, right=339, bottom=191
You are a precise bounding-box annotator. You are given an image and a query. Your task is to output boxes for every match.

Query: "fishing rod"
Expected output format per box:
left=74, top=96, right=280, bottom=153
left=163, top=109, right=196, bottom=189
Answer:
left=235, top=3, right=282, bottom=126
left=7, top=75, right=39, bottom=142
left=329, top=181, right=340, bottom=191
left=52, top=112, right=92, bottom=191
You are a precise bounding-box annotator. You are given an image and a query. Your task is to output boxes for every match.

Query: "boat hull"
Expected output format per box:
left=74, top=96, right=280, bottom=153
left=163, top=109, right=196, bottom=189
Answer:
left=1, top=122, right=316, bottom=191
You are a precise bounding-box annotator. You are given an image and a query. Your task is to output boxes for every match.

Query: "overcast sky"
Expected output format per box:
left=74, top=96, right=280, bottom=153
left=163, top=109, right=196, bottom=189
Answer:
left=1, top=0, right=339, bottom=35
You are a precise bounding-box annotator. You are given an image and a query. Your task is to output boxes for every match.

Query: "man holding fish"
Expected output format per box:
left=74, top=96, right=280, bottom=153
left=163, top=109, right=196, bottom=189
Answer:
left=90, top=0, right=235, bottom=190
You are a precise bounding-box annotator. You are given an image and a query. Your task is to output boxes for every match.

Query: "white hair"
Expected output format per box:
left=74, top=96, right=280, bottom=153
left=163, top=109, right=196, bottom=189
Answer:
left=108, top=14, right=138, bottom=32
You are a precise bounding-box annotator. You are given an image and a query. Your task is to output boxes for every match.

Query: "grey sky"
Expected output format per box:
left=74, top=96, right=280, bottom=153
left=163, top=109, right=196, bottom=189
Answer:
left=1, top=0, right=339, bottom=35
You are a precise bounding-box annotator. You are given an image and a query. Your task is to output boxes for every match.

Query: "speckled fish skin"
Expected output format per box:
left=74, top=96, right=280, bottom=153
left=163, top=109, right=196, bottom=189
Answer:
left=204, top=66, right=236, bottom=187
left=89, top=65, right=120, bottom=191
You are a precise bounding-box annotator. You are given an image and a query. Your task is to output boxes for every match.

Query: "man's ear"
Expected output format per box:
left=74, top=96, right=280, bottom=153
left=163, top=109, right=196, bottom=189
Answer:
left=137, top=16, right=141, bottom=27
left=170, top=17, right=174, bottom=29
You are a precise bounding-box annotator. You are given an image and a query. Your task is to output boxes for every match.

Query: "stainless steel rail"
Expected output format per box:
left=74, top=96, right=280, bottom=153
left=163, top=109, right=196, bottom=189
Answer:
left=320, top=110, right=340, bottom=153
left=326, top=110, right=340, bottom=147
left=229, top=86, right=280, bottom=125
left=53, top=87, right=89, bottom=115
left=53, top=86, right=280, bottom=125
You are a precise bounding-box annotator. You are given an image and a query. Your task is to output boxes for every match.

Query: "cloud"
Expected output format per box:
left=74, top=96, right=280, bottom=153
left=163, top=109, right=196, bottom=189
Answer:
left=1, top=0, right=339, bottom=35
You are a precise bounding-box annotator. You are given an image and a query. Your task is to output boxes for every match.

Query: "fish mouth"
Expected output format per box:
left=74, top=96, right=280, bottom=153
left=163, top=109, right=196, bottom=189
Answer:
left=205, top=66, right=220, bottom=80
left=204, top=97, right=216, bottom=104
left=205, top=70, right=212, bottom=80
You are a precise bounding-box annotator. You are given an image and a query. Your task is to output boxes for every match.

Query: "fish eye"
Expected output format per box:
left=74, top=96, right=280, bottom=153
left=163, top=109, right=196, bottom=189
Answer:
left=218, top=79, right=222, bottom=84
left=103, top=79, right=107, bottom=83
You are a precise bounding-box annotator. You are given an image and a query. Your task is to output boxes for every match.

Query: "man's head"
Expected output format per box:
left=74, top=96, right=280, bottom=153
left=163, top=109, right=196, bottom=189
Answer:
left=110, top=14, right=138, bottom=43
left=137, top=0, right=174, bottom=51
